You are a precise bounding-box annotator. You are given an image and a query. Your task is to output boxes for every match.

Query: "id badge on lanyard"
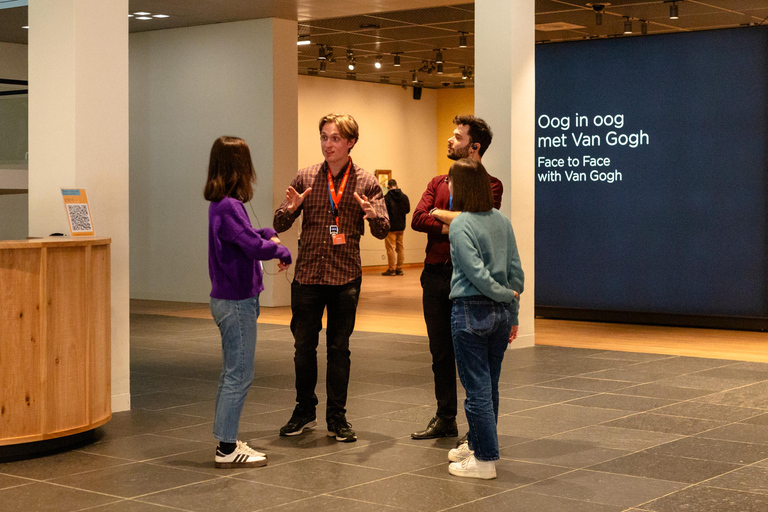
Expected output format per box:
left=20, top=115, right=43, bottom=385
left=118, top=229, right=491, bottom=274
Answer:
left=328, top=161, right=351, bottom=245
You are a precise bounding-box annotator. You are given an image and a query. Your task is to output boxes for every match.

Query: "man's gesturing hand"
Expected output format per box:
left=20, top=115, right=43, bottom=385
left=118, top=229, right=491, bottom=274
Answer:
left=286, top=186, right=312, bottom=213
left=353, top=192, right=377, bottom=220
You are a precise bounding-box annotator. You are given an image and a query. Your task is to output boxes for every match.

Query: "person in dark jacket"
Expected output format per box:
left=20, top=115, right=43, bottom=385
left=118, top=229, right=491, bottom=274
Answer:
left=382, top=179, right=410, bottom=276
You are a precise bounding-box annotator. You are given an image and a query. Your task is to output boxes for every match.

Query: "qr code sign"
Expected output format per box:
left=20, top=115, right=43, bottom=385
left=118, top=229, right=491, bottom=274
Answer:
left=67, top=203, right=93, bottom=232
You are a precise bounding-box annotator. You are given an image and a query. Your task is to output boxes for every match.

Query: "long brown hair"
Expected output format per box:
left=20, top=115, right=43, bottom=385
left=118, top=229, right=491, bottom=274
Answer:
left=449, top=158, right=494, bottom=213
left=203, top=136, right=256, bottom=202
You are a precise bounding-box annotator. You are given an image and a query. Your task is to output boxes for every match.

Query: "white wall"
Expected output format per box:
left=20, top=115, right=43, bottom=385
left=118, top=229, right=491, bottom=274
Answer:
left=0, top=42, right=28, bottom=241
left=297, top=75, right=434, bottom=267
left=130, top=18, right=297, bottom=303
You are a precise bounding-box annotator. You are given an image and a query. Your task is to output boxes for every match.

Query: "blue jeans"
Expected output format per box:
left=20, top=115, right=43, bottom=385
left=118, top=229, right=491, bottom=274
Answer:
left=451, top=296, right=514, bottom=461
left=290, top=279, right=360, bottom=423
left=211, top=295, right=259, bottom=443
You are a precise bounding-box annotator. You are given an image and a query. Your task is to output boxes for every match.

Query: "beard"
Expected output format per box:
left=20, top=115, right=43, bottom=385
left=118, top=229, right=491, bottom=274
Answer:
left=447, top=145, right=470, bottom=161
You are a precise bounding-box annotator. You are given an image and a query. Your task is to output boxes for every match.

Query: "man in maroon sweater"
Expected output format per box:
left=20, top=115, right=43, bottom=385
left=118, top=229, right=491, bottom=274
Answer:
left=410, top=115, right=503, bottom=440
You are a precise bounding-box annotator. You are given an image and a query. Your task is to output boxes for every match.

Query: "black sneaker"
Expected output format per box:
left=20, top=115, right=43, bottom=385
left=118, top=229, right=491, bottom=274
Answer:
left=395, top=269, right=404, bottom=276
left=327, top=419, right=357, bottom=442
left=279, top=410, right=317, bottom=436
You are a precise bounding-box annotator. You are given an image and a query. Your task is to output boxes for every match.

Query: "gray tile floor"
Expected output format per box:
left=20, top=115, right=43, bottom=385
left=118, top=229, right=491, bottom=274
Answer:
left=3, top=314, right=768, bottom=511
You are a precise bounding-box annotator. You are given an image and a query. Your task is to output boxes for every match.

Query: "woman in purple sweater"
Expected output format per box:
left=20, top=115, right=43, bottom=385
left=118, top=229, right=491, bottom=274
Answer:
left=204, top=136, right=292, bottom=468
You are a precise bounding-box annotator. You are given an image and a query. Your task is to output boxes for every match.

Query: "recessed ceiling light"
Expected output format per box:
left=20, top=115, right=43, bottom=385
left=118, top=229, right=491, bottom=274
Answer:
left=22, top=25, right=28, bottom=29
left=152, top=14, right=169, bottom=18
left=134, top=12, right=151, bottom=16
left=128, top=14, right=134, bottom=17
left=136, top=17, right=152, bottom=20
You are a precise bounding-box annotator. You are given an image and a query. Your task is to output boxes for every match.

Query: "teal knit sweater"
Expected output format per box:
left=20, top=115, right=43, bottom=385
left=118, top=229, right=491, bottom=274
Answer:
left=448, top=209, right=524, bottom=323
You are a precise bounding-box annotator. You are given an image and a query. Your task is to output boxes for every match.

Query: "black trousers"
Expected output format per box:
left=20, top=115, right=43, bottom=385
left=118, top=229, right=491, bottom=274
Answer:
left=421, top=264, right=457, bottom=422
left=290, top=278, right=361, bottom=423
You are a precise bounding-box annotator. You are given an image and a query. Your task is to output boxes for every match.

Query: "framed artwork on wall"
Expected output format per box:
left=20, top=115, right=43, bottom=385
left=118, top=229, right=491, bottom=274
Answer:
left=375, top=169, right=391, bottom=189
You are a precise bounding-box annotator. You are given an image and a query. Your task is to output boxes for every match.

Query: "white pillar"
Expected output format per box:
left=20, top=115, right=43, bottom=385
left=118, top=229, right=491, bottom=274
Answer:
left=475, top=0, right=536, bottom=348
left=28, top=0, right=130, bottom=410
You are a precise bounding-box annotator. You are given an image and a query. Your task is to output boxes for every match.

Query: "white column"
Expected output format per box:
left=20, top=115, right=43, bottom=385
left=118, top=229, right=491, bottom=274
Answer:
left=28, top=0, right=130, bottom=410
left=475, top=0, right=536, bottom=348
left=263, top=18, right=298, bottom=308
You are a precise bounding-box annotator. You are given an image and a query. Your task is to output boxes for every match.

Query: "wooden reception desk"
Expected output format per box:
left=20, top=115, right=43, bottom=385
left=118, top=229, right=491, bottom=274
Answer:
left=0, top=237, right=111, bottom=446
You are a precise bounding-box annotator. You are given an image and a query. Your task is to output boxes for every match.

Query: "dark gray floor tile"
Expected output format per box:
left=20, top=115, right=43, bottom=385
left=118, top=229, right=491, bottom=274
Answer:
left=603, top=412, right=725, bottom=435
left=0, top=481, right=119, bottom=511
left=588, top=451, right=741, bottom=483
left=538, top=377, right=635, bottom=393
left=233, top=458, right=393, bottom=493
left=566, top=393, right=676, bottom=412
left=582, top=367, right=679, bottom=383
left=628, top=357, right=734, bottom=375
left=345, top=397, right=425, bottom=419
left=0, top=474, right=30, bottom=490
left=656, top=374, right=764, bottom=392
left=77, top=434, right=210, bottom=462
left=82, top=500, right=183, bottom=511
left=330, top=473, right=502, bottom=511
left=695, top=381, right=768, bottom=409
left=0, top=450, right=130, bottom=480
left=697, top=422, right=768, bottom=445
left=497, top=370, right=564, bottom=386
left=504, top=403, right=629, bottom=433
left=350, top=371, right=435, bottom=387
left=50, top=462, right=216, bottom=498
left=643, top=437, right=768, bottom=464
left=617, top=383, right=715, bottom=400
left=140, top=477, right=312, bottom=511
left=706, top=465, right=768, bottom=494
left=500, top=438, right=629, bottom=468
left=319, top=442, right=449, bottom=473
left=95, top=409, right=210, bottom=441
left=548, top=425, right=683, bottom=452
left=499, top=385, right=596, bottom=403
left=268, top=495, right=407, bottom=511
left=653, top=401, right=763, bottom=422
left=526, top=469, right=685, bottom=508
left=644, top=485, right=768, bottom=512
left=450, top=489, right=625, bottom=512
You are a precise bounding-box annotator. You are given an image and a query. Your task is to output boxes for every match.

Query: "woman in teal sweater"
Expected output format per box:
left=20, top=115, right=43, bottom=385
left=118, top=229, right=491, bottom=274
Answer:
left=443, top=158, right=524, bottom=480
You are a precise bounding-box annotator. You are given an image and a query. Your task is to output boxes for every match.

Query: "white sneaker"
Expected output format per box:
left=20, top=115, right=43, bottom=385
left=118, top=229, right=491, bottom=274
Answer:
left=448, top=441, right=474, bottom=462
left=215, top=441, right=268, bottom=469
left=448, top=454, right=496, bottom=480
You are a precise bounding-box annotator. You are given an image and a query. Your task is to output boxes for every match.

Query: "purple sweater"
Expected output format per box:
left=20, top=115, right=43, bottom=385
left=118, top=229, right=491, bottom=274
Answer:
left=208, top=196, right=292, bottom=300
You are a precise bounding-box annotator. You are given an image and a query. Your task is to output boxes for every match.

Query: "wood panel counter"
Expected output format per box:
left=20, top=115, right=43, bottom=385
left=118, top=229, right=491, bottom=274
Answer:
left=1, top=237, right=111, bottom=446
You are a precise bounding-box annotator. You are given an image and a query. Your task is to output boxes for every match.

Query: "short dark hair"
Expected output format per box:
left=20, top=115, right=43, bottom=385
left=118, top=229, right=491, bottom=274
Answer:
left=449, top=158, right=494, bottom=213
left=453, top=115, right=493, bottom=157
left=203, top=136, right=256, bottom=203
left=387, top=179, right=397, bottom=188
left=319, top=113, right=359, bottom=153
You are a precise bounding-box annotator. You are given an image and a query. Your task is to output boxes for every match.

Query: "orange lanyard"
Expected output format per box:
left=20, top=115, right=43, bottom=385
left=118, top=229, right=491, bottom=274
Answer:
left=327, top=160, right=351, bottom=227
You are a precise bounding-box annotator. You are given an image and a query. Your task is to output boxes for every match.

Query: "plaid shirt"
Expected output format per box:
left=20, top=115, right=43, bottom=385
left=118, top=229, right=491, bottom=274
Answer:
left=274, top=160, right=390, bottom=285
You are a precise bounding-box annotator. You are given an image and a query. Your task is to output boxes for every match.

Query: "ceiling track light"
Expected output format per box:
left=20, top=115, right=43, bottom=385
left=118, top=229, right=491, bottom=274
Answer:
left=623, top=17, right=632, bottom=34
left=375, top=55, right=382, bottom=69
left=670, top=1, right=679, bottom=20
left=461, top=67, right=468, bottom=80
left=347, top=49, right=355, bottom=71
left=641, top=20, right=648, bottom=35
left=297, top=35, right=311, bottom=46
left=434, top=49, right=443, bottom=64
left=393, top=53, right=401, bottom=67
left=459, top=32, right=468, bottom=48
left=588, top=3, right=607, bottom=26
left=319, top=60, right=327, bottom=72
left=411, top=71, right=418, bottom=83
left=437, top=62, right=443, bottom=75
left=596, top=12, right=603, bottom=25
left=318, top=45, right=327, bottom=60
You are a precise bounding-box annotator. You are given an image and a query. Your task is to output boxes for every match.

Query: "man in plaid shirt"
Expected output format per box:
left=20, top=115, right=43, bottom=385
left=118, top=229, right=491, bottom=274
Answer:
left=273, top=114, right=389, bottom=442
